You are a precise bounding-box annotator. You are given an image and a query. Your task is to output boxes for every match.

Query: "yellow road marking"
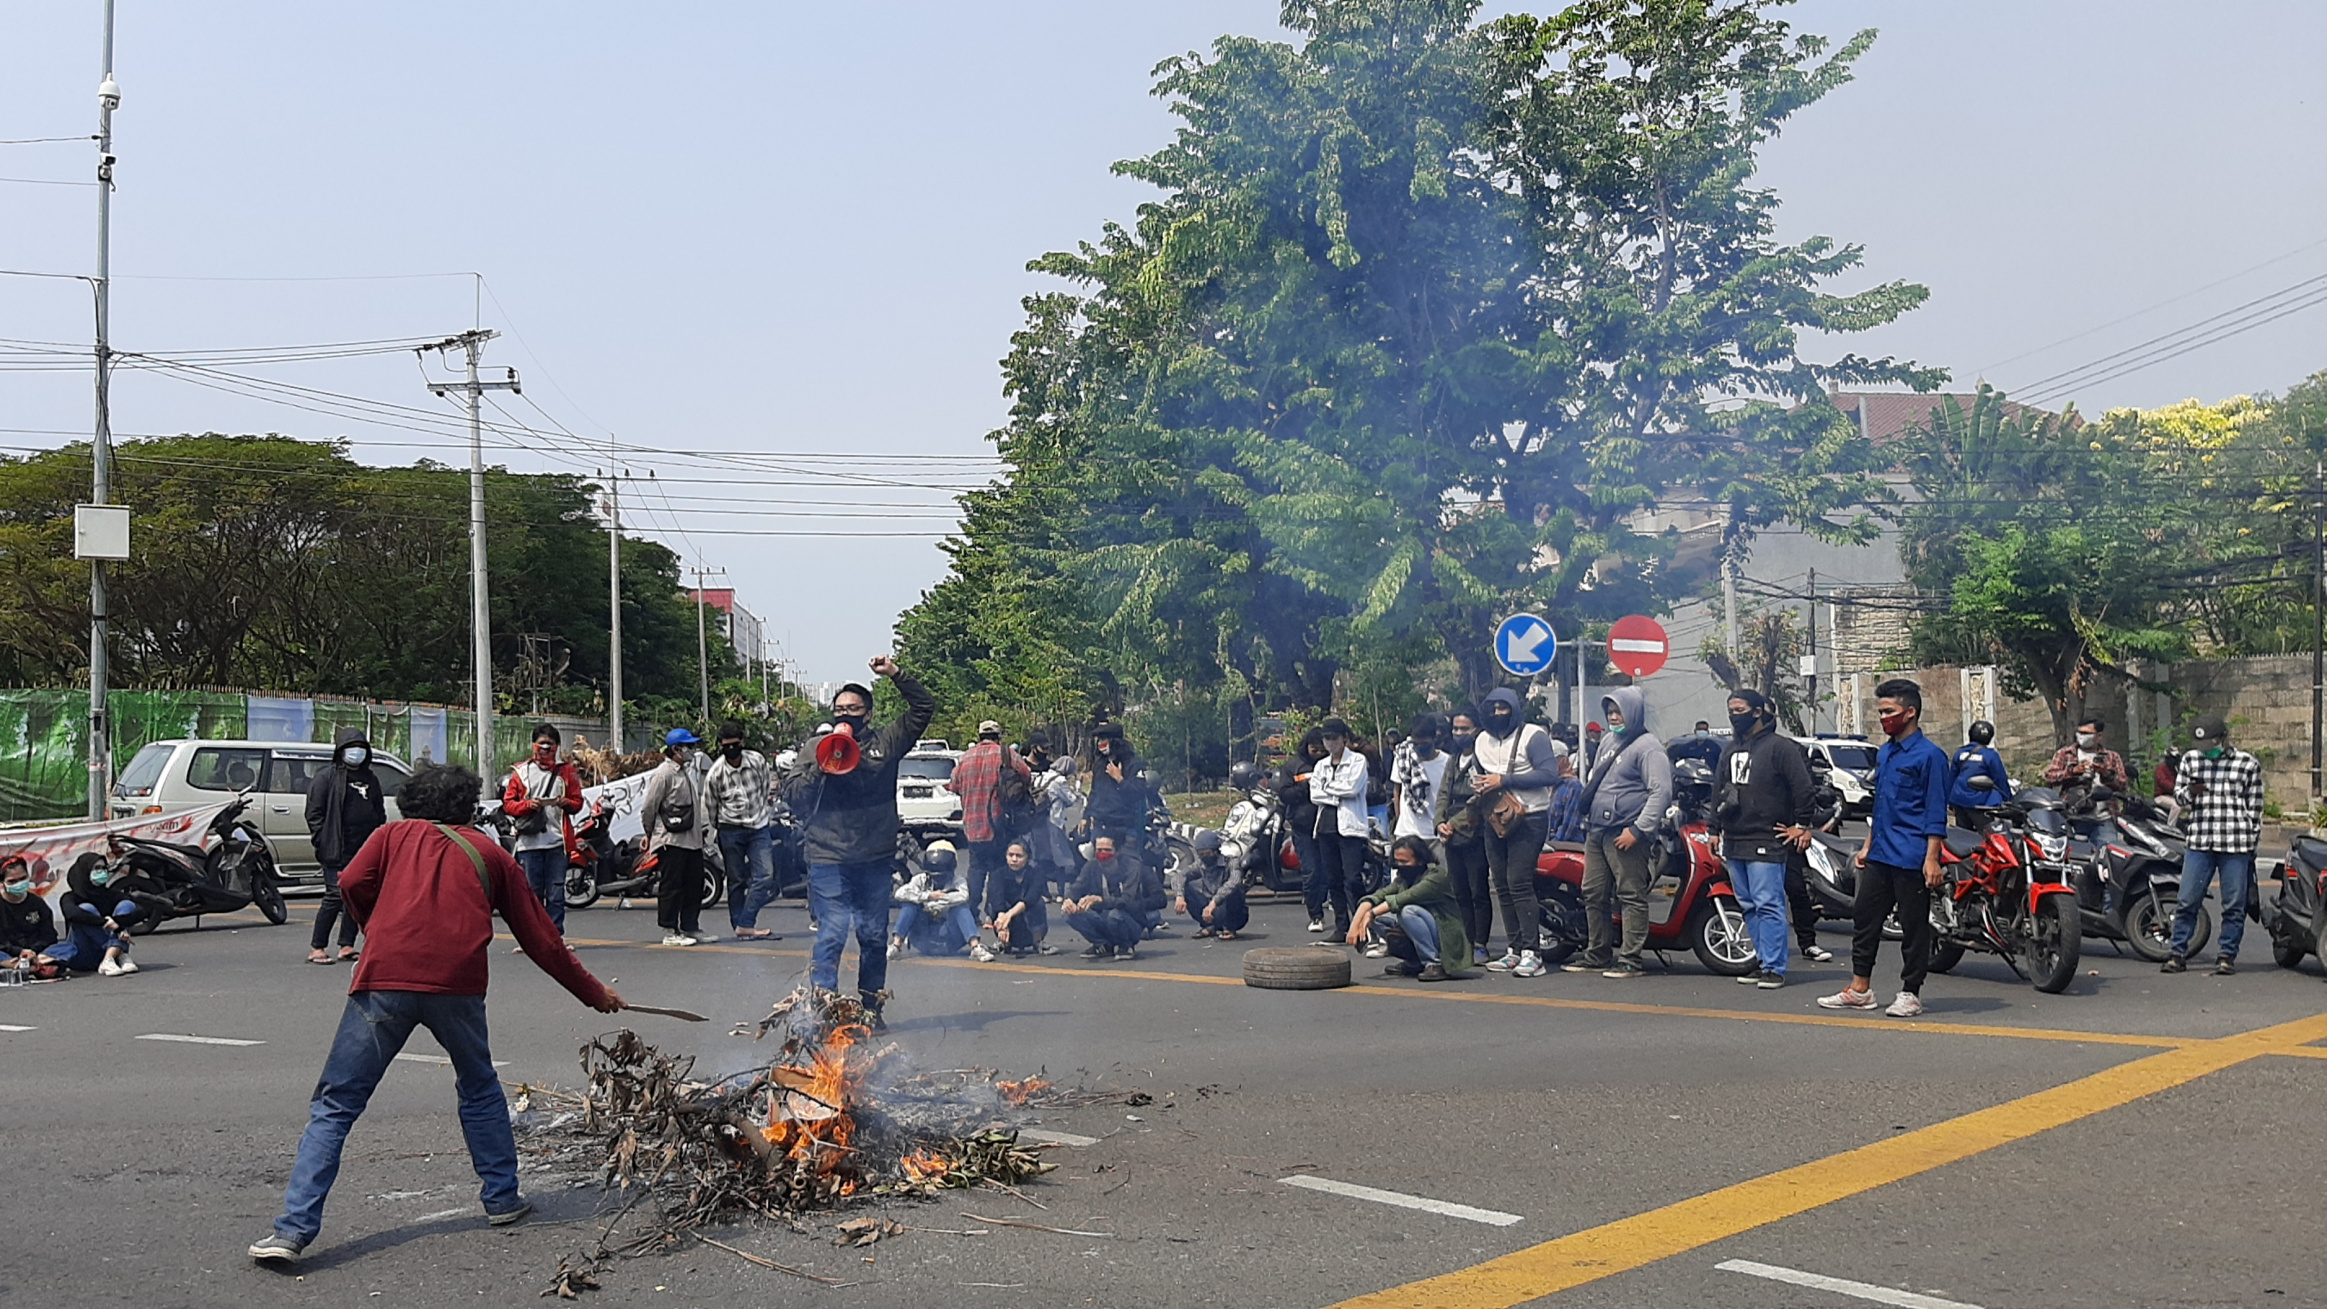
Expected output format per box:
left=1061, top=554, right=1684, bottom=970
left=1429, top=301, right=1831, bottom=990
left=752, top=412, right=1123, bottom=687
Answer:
left=1324, top=1012, right=2327, bottom=1309
left=541, top=931, right=2195, bottom=1051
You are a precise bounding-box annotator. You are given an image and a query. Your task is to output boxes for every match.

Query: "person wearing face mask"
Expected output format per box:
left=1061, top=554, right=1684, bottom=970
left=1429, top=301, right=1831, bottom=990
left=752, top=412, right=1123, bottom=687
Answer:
left=501, top=724, right=584, bottom=939
left=1712, top=689, right=1815, bottom=989
left=1546, top=742, right=1586, bottom=843
left=947, top=720, right=1033, bottom=928
left=52, top=851, right=148, bottom=976
left=304, top=728, right=386, bottom=964
left=2164, top=715, right=2264, bottom=976
left=1389, top=713, right=1451, bottom=844
left=1306, top=717, right=1373, bottom=941
left=1818, top=678, right=1949, bottom=1018
left=1948, top=720, right=2013, bottom=828
left=1567, top=686, right=1672, bottom=980
left=1473, top=688, right=1562, bottom=977
left=1351, top=836, right=1470, bottom=981
left=1433, top=708, right=1494, bottom=963
left=640, top=728, right=713, bottom=947
left=1277, top=730, right=1329, bottom=932
left=991, top=839, right=1056, bottom=955
left=1668, top=720, right=1724, bottom=770
left=785, top=656, right=935, bottom=1026
left=705, top=719, right=782, bottom=941
left=1177, top=828, right=1250, bottom=939
left=1061, top=835, right=1158, bottom=960
left=2042, top=716, right=2130, bottom=795
left=890, top=841, right=995, bottom=962
left=0, top=854, right=59, bottom=975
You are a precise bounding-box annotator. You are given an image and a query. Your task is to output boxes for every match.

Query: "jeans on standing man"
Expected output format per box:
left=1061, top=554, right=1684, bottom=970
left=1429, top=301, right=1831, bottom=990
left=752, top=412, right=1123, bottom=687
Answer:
left=718, top=824, right=778, bottom=933
left=514, top=849, right=567, bottom=935
left=2166, top=718, right=2265, bottom=972
left=809, top=861, right=894, bottom=995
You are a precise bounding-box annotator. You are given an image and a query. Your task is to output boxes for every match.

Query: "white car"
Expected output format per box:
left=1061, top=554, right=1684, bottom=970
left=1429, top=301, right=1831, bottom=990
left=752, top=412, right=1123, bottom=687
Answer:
left=109, top=738, right=413, bottom=881
left=897, top=738, right=964, bottom=830
left=1793, top=735, right=1878, bottom=818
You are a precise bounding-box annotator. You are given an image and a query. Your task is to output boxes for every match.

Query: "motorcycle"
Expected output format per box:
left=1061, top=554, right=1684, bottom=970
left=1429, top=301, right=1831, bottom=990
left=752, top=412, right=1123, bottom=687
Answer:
left=1530, top=758, right=1757, bottom=976
left=1217, top=762, right=1299, bottom=893
left=2265, top=832, right=2327, bottom=970
left=2060, top=784, right=2208, bottom=962
left=561, top=786, right=724, bottom=911
left=112, top=792, right=286, bottom=927
left=1925, top=780, right=2082, bottom=993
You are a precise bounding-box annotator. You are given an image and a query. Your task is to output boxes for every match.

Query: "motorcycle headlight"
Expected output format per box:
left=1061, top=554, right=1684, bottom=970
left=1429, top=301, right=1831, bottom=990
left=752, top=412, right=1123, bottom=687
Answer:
left=2034, top=832, right=2067, bottom=861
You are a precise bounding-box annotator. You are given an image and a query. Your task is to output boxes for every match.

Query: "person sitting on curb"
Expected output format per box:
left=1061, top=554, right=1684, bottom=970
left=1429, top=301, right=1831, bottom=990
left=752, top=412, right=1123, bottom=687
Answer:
left=52, top=852, right=149, bottom=977
left=890, top=841, right=996, bottom=962
left=1176, top=829, right=1250, bottom=939
left=990, top=838, right=1056, bottom=956
left=1060, top=835, right=1157, bottom=961
left=1348, top=836, right=1470, bottom=982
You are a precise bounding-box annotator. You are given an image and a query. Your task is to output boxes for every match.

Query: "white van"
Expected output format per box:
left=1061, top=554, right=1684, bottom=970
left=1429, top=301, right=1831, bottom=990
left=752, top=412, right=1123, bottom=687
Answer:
left=110, top=739, right=413, bottom=881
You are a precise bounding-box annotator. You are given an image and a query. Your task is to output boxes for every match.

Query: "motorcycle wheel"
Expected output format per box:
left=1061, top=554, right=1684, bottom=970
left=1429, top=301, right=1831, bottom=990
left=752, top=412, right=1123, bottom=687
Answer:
left=254, top=873, right=288, bottom=925
left=2028, top=894, right=2082, bottom=994
left=1928, top=934, right=1966, bottom=974
left=1688, top=894, right=1758, bottom=977
left=1534, top=903, right=1584, bottom=967
left=2272, top=935, right=2307, bottom=970
left=699, top=873, right=724, bottom=910
left=2125, top=892, right=2205, bottom=963
left=565, top=866, right=602, bottom=910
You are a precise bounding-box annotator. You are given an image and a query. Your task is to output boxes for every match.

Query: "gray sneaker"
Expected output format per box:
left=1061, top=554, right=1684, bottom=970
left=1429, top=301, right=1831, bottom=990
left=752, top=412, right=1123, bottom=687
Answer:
left=486, top=1197, right=532, bottom=1227
left=1755, top=972, right=1786, bottom=990
left=248, top=1233, right=306, bottom=1262
left=1601, top=960, right=1645, bottom=980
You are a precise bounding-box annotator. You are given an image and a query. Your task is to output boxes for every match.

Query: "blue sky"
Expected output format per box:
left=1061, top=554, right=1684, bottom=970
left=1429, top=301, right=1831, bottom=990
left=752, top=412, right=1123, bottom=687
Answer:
left=3, top=2, right=2322, bottom=685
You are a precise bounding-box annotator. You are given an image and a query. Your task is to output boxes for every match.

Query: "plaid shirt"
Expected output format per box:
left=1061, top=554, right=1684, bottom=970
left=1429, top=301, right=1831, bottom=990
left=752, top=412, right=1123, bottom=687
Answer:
left=1547, top=775, right=1586, bottom=842
left=2174, top=747, right=2264, bottom=853
left=704, top=749, right=774, bottom=829
left=946, top=741, right=1030, bottom=843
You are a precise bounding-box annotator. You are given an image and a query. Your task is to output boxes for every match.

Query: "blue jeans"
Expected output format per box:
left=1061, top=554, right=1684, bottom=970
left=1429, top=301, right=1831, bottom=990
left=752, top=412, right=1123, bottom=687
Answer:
left=1727, top=858, right=1792, bottom=976
left=515, top=847, right=566, bottom=934
left=2174, top=849, right=2253, bottom=960
left=718, top=825, right=777, bottom=930
left=809, top=861, right=893, bottom=998
left=1065, top=906, right=1143, bottom=949
left=1381, top=903, right=1441, bottom=968
left=895, top=901, right=978, bottom=954
left=1186, top=887, right=1249, bottom=934
left=276, top=991, right=516, bottom=1244
left=50, top=913, right=131, bottom=970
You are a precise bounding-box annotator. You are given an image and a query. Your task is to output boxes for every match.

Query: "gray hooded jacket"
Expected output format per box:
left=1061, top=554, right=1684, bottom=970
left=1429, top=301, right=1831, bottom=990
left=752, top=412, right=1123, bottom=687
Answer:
left=1581, top=686, right=1671, bottom=836
left=1473, top=687, right=1562, bottom=814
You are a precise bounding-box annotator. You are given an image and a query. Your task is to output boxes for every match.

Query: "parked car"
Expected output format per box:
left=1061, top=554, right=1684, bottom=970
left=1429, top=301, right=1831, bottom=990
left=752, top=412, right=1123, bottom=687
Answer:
left=897, top=738, right=964, bottom=831
left=1793, top=734, right=1878, bottom=819
left=109, top=738, right=412, bottom=882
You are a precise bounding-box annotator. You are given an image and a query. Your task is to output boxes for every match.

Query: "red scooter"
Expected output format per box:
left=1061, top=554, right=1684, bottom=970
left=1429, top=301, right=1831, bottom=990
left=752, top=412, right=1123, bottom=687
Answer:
left=1531, top=759, right=1758, bottom=976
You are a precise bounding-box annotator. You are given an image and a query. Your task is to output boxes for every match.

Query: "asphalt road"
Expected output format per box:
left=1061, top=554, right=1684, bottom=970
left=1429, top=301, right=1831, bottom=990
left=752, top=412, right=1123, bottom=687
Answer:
left=2, top=887, right=2320, bottom=1309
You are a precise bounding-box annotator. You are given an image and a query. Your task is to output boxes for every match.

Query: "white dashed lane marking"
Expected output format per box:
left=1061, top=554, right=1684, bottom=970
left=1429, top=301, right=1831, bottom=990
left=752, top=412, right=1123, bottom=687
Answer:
left=0, top=1025, right=35, bottom=1033
left=1279, top=1174, right=1523, bottom=1227
left=136, top=1033, right=264, bottom=1047
left=393, top=1053, right=510, bottom=1067
left=1019, top=1128, right=1098, bottom=1147
left=1717, top=1259, right=1986, bottom=1309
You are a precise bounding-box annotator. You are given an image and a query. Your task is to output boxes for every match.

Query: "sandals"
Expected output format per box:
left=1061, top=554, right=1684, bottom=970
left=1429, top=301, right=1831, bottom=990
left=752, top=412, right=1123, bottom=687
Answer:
left=307, top=951, right=333, bottom=965
left=734, top=927, right=776, bottom=940
left=337, top=949, right=360, bottom=963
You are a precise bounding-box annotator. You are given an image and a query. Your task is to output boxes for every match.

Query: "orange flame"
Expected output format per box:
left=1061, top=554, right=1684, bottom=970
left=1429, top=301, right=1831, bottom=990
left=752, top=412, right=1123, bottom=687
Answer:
left=762, top=1022, right=867, bottom=1179
left=898, top=1149, right=950, bottom=1183
left=998, top=1077, right=1052, bottom=1106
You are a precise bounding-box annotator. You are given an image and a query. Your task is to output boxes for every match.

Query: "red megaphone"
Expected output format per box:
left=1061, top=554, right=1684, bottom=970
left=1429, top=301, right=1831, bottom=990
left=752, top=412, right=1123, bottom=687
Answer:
left=815, top=729, right=861, bottom=776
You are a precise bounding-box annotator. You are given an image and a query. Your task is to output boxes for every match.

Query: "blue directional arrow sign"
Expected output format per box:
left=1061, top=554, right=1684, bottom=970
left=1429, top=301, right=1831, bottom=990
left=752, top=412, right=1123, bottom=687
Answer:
left=1493, top=613, right=1559, bottom=677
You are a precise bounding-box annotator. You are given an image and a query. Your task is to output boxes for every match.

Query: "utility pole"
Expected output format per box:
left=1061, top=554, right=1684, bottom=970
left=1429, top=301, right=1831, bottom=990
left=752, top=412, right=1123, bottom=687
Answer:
left=84, top=6, right=122, bottom=820
left=423, top=330, right=518, bottom=788
left=2312, top=457, right=2322, bottom=806
left=1805, top=567, right=1818, bottom=734
left=689, top=566, right=726, bottom=724
left=1720, top=502, right=1743, bottom=657
left=604, top=451, right=624, bottom=754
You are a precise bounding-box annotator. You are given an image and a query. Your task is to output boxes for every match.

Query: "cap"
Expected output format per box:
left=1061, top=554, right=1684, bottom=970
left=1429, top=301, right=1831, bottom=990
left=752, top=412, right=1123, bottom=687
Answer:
left=663, top=728, right=701, bottom=748
left=2192, top=715, right=2230, bottom=743
left=1193, top=829, right=1222, bottom=854
left=977, top=719, right=1002, bottom=737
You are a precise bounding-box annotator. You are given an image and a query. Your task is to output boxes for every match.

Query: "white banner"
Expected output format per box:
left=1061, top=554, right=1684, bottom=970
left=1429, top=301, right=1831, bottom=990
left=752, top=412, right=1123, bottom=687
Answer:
left=0, top=802, right=232, bottom=900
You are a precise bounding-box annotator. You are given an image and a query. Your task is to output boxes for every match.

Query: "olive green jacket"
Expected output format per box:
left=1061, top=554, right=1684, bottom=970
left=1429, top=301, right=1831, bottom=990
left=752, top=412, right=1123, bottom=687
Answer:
left=1362, top=864, right=1471, bottom=974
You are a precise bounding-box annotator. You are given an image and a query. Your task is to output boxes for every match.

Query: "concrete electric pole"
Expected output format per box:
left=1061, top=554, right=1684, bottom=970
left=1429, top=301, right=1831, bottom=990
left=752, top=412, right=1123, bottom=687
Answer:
left=83, top=2, right=122, bottom=820
left=423, top=330, right=518, bottom=788
left=604, top=455, right=624, bottom=754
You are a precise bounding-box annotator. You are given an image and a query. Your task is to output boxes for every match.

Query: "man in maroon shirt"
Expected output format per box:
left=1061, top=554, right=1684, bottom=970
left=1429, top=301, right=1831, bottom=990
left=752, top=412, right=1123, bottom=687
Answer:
left=250, top=763, right=624, bottom=1264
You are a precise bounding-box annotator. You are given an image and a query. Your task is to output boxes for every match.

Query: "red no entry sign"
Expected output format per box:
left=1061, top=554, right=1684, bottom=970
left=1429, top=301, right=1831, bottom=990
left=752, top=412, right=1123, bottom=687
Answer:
left=1607, top=614, right=1670, bottom=678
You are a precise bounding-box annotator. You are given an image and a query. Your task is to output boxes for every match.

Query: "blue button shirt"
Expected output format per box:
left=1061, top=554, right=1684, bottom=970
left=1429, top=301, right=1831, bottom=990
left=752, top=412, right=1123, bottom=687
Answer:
left=1946, top=744, right=2012, bottom=809
left=1870, top=730, right=1951, bottom=868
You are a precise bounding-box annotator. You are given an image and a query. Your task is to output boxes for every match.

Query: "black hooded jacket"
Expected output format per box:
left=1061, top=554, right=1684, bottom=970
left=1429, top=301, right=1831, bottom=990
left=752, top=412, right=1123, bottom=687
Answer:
left=60, top=852, right=158, bottom=932
left=1085, top=737, right=1158, bottom=835
left=785, top=672, right=937, bottom=866
left=306, top=728, right=387, bottom=870
left=0, top=889, right=56, bottom=956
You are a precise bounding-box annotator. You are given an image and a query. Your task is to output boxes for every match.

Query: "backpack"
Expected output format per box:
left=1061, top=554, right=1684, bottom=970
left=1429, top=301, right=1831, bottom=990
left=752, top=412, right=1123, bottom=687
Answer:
left=995, top=759, right=1037, bottom=834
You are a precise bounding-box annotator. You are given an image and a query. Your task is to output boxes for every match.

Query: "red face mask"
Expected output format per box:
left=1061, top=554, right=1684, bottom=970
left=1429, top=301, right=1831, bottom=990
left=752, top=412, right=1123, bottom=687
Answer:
left=1095, top=849, right=1116, bottom=862
left=1878, top=710, right=1913, bottom=738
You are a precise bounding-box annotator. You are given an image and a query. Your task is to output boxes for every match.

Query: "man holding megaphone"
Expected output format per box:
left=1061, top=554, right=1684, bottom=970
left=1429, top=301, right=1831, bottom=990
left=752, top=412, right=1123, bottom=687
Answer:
left=786, top=655, right=934, bottom=1029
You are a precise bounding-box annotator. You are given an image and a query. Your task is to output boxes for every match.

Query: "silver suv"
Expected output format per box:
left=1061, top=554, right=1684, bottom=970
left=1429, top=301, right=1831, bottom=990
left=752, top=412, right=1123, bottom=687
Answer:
left=896, top=738, right=964, bottom=830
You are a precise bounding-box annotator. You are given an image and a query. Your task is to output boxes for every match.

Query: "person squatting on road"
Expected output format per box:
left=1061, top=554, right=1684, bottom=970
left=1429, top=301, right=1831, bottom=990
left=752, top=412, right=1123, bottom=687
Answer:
left=501, top=723, right=583, bottom=938
left=247, top=762, right=623, bottom=1265
left=1351, top=835, right=1471, bottom=982
left=306, top=728, right=385, bottom=964
left=640, top=728, right=714, bottom=947
left=1568, top=686, right=1670, bottom=981
left=990, top=838, right=1055, bottom=956
left=1433, top=707, right=1494, bottom=966
left=1820, top=678, right=1949, bottom=1019
left=946, top=719, right=1033, bottom=925
left=1307, top=717, right=1373, bottom=940
left=706, top=719, right=782, bottom=941
left=787, top=656, right=935, bottom=1026
left=2164, top=714, right=2264, bottom=976
left=1061, top=834, right=1164, bottom=961
left=1177, top=828, right=1250, bottom=939
left=1474, top=688, right=1562, bottom=977
left=1713, top=689, right=1815, bottom=990
left=890, top=840, right=996, bottom=962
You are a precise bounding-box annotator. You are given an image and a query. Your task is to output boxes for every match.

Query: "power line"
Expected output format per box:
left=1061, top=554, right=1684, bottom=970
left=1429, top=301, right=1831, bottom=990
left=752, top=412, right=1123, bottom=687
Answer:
left=1973, top=236, right=2327, bottom=375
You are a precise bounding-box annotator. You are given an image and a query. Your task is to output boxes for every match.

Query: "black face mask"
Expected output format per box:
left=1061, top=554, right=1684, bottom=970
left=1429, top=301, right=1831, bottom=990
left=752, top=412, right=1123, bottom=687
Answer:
left=1729, top=712, right=1760, bottom=737
left=834, top=709, right=869, bottom=734
left=1487, top=710, right=1515, bottom=732
left=721, top=743, right=743, bottom=761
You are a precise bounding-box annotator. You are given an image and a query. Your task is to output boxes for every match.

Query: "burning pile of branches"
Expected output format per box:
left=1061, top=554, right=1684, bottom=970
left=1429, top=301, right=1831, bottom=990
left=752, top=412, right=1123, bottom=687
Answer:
left=519, top=988, right=1058, bottom=1292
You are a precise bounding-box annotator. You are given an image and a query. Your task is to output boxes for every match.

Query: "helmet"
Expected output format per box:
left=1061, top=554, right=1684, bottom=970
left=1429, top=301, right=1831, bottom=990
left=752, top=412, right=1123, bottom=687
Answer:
left=1228, top=761, right=1259, bottom=791
left=921, top=839, right=958, bottom=874
left=1968, top=720, right=1994, bottom=746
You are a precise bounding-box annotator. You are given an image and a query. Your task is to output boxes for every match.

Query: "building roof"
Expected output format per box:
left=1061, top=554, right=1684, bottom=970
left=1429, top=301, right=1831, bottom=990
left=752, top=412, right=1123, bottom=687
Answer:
left=1830, top=391, right=2063, bottom=444
left=686, top=587, right=737, bottom=613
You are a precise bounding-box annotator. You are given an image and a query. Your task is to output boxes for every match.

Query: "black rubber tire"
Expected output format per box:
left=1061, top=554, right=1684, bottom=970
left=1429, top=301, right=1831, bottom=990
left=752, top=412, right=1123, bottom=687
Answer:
left=1689, top=895, right=1760, bottom=977
left=565, top=866, right=601, bottom=910
left=1242, top=947, right=1351, bottom=990
left=2126, top=892, right=2208, bottom=963
left=253, top=872, right=288, bottom=926
left=2272, top=933, right=2307, bottom=970
left=1928, top=935, right=1966, bottom=974
left=699, top=874, right=725, bottom=910
left=2030, top=893, right=2082, bottom=994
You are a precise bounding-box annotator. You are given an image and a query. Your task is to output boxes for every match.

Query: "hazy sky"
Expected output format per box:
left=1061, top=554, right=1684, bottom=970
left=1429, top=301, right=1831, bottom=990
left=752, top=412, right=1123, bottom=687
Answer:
left=4, top=2, right=2322, bottom=686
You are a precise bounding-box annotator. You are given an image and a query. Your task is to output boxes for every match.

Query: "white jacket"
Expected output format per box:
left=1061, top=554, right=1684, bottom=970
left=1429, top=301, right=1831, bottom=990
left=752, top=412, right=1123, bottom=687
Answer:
left=1308, top=750, right=1371, bottom=838
left=894, top=872, right=968, bottom=910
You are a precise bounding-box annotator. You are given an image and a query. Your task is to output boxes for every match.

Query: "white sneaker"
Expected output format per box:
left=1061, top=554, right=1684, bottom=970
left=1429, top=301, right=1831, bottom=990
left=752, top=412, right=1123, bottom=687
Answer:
left=1306, top=919, right=1326, bottom=934
left=115, top=955, right=138, bottom=975
left=1484, top=949, right=1522, bottom=973
left=969, top=943, right=996, bottom=963
left=1362, top=942, right=1390, bottom=959
left=660, top=933, right=696, bottom=947
left=1816, top=986, right=1877, bottom=1010
left=97, top=955, right=124, bottom=977
left=1885, top=991, right=1924, bottom=1019
left=886, top=939, right=905, bottom=960
left=1800, top=942, right=1835, bottom=963
left=690, top=931, right=719, bottom=944
left=1510, top=950, right=1546, bottom=979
